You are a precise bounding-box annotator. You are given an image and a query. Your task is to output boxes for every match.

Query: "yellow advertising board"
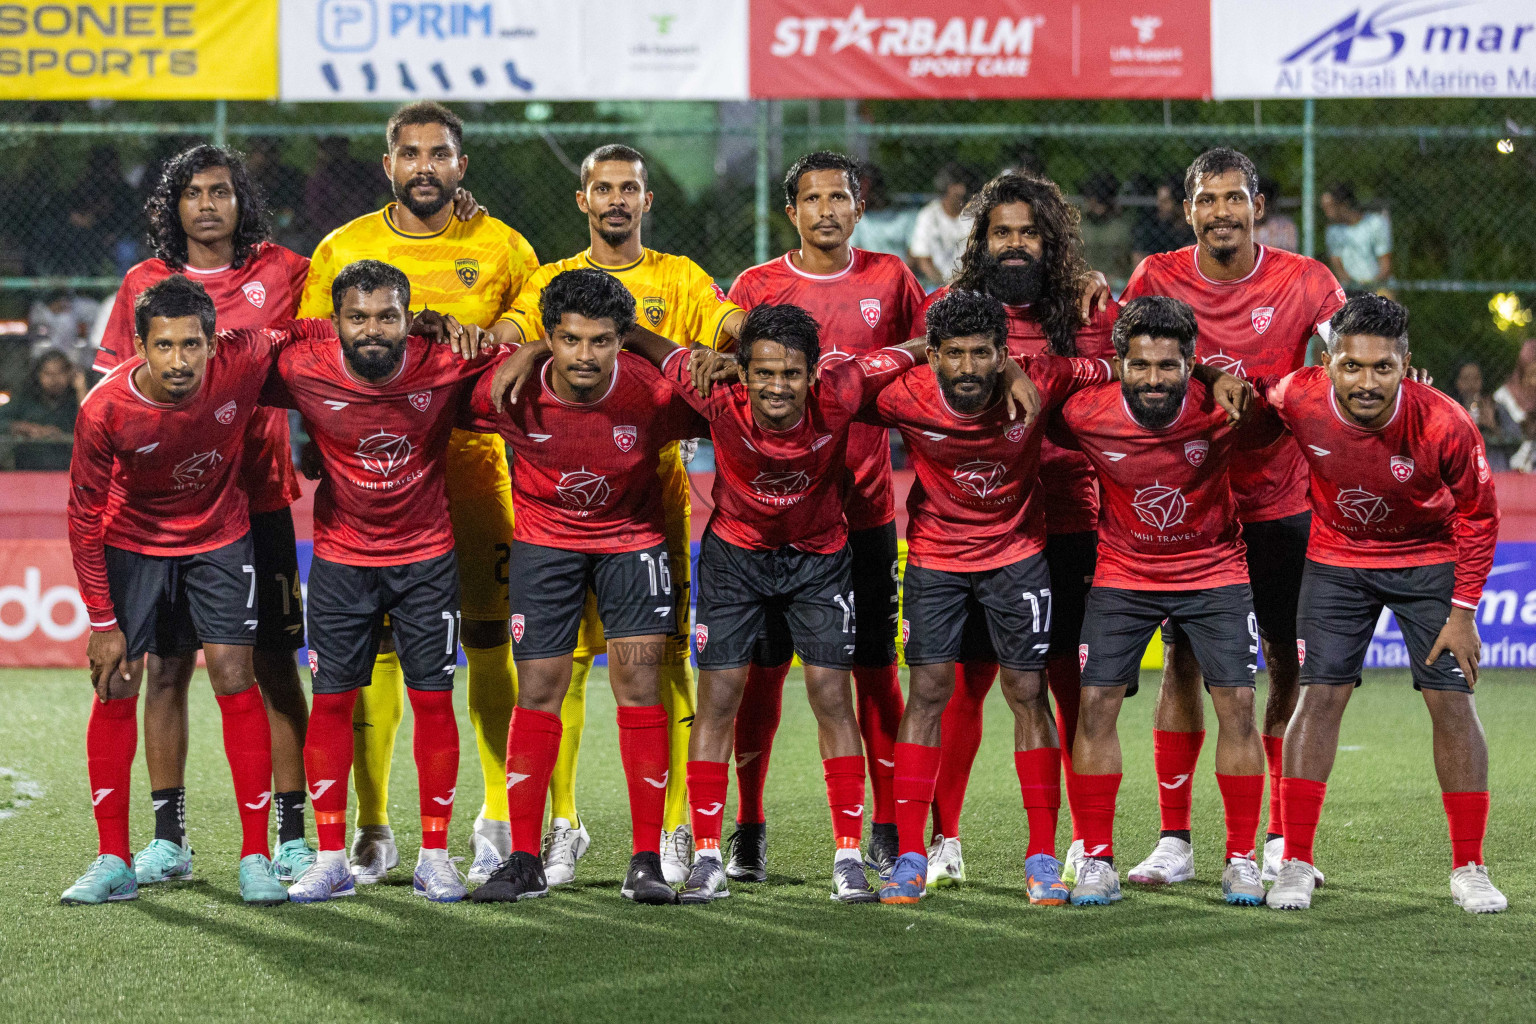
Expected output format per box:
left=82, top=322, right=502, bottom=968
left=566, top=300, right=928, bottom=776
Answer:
left=0, top=1, right=277, bottom=99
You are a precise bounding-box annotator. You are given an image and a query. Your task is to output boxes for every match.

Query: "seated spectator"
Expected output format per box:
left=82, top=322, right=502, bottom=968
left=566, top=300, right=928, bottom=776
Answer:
left=1254, top=177, right=1299, bottom=252
left=27, top=290, right=100, bottom=369
left=909, top=161, right=979, bottom=288
left=1494, top=340, right=1536, bottom=473
left=1321, top=181, right=1393, bottom=290
left=1131, top=175, right=1193, bottom=265
left=1450, top=360, right=1519, bottom=471
left=0, top=350, right=84, bottom=470
left=850, top=162, right=918, bottom=264
left=1078, top=170, right=1133, bottom=283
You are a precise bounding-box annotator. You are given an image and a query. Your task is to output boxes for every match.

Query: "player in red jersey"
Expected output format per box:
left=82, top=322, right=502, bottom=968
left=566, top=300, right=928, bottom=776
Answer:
left=462, top=270, right=707, bottom=906
left=865, top=289, right=1112, bottom=905
left=1254, top=296, right=1505, bottom=914
left=1055, top=297, right=1271, bottom=908
left=723, top=151, right=927, bottom=881
left=93, top=145, right=320, bottom=885
left=63, top=277, right=298, bottom=906
left=268, top=261, right=497, bottom=905
left=910, top=172, right=1120, bottom=888
left=1119, top=148, right=1346, bottom=886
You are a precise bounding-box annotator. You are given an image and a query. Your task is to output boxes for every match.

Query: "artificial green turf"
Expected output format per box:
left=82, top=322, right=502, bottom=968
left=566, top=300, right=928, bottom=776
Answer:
left=1, top=668, right=1532, bottom=1024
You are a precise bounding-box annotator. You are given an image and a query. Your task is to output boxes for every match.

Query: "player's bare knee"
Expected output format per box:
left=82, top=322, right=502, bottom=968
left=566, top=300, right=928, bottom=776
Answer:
left=998, top=668, right=1046, bottom=705
left=203, top=645, right=257, bottom=696
left=802, top=667, right=857, bottom=723
left=905, top=664, right=955, bottom=719
left=1210, top=687, right=1258, bottom=734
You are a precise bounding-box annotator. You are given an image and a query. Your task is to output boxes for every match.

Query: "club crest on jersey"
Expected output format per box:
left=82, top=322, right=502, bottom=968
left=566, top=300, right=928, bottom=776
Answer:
left=1296, top=638, right=1306, bottom=666
left=1251, top=307, right=1275, bottom=335
left=1005, top=423, right=1027, bottom=443
left=953, top=459, right=1008, bottom=499
left=859, top=298, right=882, bottom=328
left=510, top=614, right=525, bottom=643
left=1389, top=455, right=1415, bottom=482
left=215, top=400, right=238, bottom=425
left=1131, top=482, right=1188, bottom=530
left=409, top=390, right=433, bottom=413
left=241, top=281, right=266, bottom=309
left=901, top=619, right=910, bottom=645
left=1476, top=449, right=1491, bottom=483
left=1079, top=643, right=1089, bottom=670
left=455, top=258, right=479, bottom=288
left=694, top=622, right=708, bottom=652
left=307, top=650, right=319, bottom=673
left=556, top=468, right=612, bottom=509
left=1335, top=486, right=1390, bottom=524
left=643, top=296, right=665, bottom=328
left=613, top=425, right=638, bottom=453
left=1184, top=440, right=1209, bottom=467
left=357, top=430, right=413, bottom=477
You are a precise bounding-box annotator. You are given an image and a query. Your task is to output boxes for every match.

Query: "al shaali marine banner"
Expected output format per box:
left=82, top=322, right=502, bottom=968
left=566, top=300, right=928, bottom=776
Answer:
left=280, top=0, right=748, bottom=100
left=0, top=0, right=278, bottom=99
left=1212, top=0, right=1536, bottom=98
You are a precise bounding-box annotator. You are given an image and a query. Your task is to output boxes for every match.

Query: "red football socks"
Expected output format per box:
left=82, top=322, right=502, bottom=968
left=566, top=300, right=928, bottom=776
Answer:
left=1153, top=729, right=1204, bottom=832
left=86, top=695, right=138, bottom=862
left=408, top=688, right=459, bottom=851
left=1261, top=733, right=1285, bottom=837
left=853, top=664, right=903, bottom=823
left=687, top=759, right=730, bottom=851
left=1280, top=777, right=1328, bottom=865
left=1442, top=790, right=1490, bottom=867
left=305, top=691, right=358, bottom=853
left=1215, top=773, right=1265, bottom=861
left=733, top=661, right=788, bottom=825
left=215, top=686, right=275, bottom=859
left=1015, top=746, right=1062, bottom=859
left=893, top=742, right=941, bottom=857
left=505, top=706, right=562, bottom=856
left=823, top=755, right=866, bottom=849
left=617, top=704, right=670, bottom=855
left=931, top=660, right=995, bottom=838
left=1046, top=654, right=1083, bottom=840
left=1076, top=772, right=1121, bottom=861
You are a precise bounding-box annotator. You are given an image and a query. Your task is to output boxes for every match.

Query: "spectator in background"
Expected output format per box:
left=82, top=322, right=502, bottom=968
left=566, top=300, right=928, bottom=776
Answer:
left=999, top=142, right=1046, bottom=178
left=27, top=290, right=99, bottom=370
left=909, top=161, right=978, bottom=287
left=850, top=162, right=919, bottom=265
left=1321, top=181, right=1393, bottom=290
left=0, top=349, right=84, bottom=470
left=1451, top=360, right=1519, bottom=471
left=304, top=136, right=382, bottom=243
left=246, top=138, right=308, bottom=253
left=51, top=145, right=141, bottom=276
left=1254, top=177, right=1299, bottom=252
left=1494, top=340, right=1536, bottom=473
left=1077, top=170, right=1133, bottom=283
left=1131, top=174, right=1193, bottom=266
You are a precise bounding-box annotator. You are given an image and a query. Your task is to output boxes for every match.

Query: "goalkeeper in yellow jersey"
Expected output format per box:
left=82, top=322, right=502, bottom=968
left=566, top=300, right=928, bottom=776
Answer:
left=495, top=144, right=743, bottom=886
left=297, top=102, right=537, bottom=886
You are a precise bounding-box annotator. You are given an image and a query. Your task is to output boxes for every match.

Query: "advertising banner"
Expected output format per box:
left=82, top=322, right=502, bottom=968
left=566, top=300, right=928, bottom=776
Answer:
left=0, top=0, right=278, bottom=99
left=1212, top=0, right=1536, bottom=98
left=280, top=0, right=748, bottom=100
left=748, top=0, right=1210, bottom=99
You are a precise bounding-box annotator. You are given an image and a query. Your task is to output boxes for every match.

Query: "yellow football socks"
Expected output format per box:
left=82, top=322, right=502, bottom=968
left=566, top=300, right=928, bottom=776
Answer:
left=352, top=651, right=404, bottom=827
left=547, top=656, right=592, bottom=827
left=465, top=642, right=517, bottom=822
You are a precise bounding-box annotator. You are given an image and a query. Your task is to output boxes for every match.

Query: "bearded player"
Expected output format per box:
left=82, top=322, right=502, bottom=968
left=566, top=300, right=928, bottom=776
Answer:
left=1057, top=296, right=1271, bottom=908
left=723, top=151, right=926, bottom=880
left=298, top=102, right=537, bottom=886
left=1118, top=148, right=1346, bottom=887
left=912, top=172, right=1119, bottom=887
left=1254, top=296, right=1504, bottom=914
left=492, top=144, right=743, bottom=886
left=93, top=144, right=316, bottom=884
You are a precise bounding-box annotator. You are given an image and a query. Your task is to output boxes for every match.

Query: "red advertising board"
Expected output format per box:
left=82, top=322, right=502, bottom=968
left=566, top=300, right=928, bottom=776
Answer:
left=749, top=0, right=1211, bottom=99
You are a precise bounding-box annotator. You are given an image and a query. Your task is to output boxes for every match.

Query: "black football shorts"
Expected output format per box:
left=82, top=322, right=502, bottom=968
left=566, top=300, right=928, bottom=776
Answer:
left=695, top=531, right=855, bottom=671
left=1044, top=530, right=1097, bottom=656
left=902, top=552, right=1054, bottom=672
left=105, top=535, right=258, bottom=660
left=1296, top=560, right=1468, bottom=693
left=1163, top=512, right=1309, bottom=651
left=305, top=551, right=461, bottom=694
left=1081, top=584, right=1259, bottom=696
left=249, top=506, right=304, bottom=653
left=508, top=540, right=677, bottom=661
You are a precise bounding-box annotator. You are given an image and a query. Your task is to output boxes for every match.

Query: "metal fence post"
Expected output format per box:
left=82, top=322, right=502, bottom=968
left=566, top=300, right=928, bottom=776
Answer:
left=213, top=100, right=228, bottom=146
left=754, top=100, right=770, bottom=266
left=1301, top=98, right=1316, bottom=258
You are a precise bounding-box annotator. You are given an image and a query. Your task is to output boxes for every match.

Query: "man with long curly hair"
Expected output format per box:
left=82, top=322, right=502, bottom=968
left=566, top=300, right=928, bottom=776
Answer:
left=93, top=144, right=318, bottom=886
left=910, top=171, right=1120, bottom=888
